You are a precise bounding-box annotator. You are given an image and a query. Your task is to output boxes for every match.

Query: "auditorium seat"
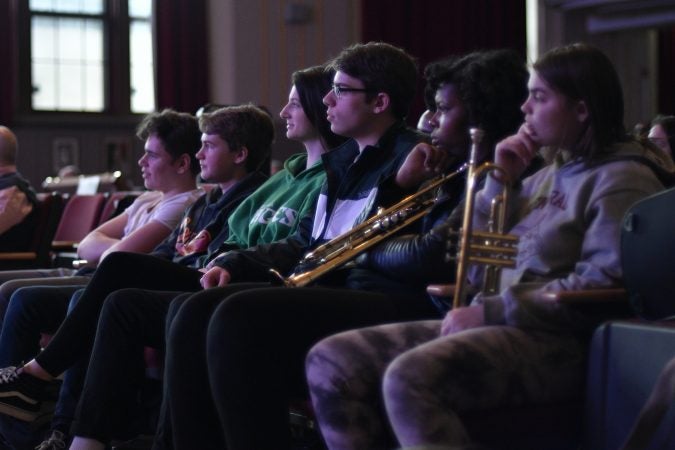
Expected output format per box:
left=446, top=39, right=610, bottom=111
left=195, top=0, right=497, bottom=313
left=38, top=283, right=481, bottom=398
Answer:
left=585, top=321, right=675, bottom=450
left=582, top=186, right=675, bottom=449
left=50, top=193, right=107, bottom=267
left=51, top=193, right=106, bottom=251
left=98, top=191, right=141, bottom=225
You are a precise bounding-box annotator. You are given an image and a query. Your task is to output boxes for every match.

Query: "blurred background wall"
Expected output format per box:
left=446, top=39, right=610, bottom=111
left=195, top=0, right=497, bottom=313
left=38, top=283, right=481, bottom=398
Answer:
left=0, top=0, right=672, bottom=190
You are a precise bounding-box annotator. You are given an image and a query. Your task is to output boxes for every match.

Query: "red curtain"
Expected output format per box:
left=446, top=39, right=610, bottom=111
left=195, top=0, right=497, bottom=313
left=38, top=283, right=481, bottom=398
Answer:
left=361, top=0, right=527, bottom=123
left=658, top=27, right=675, bottom=115
left=0, top=1, right=17, bottom=125
left=154, top=0, right=209, bottom=114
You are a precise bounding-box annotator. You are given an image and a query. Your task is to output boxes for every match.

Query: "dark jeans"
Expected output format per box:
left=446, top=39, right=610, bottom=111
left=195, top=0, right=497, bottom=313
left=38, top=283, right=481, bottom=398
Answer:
left=0, top=268, right=84, bottom=326
left=155, top=285, right=438, bottom=450
left=0, top=285, right=80, bottom=367
left=0, top=287, right=84, bottom=447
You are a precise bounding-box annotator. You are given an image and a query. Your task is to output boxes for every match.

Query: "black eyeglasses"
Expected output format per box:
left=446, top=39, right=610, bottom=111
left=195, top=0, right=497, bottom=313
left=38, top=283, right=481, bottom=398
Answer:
left=331, top=84, right=371, bottom=99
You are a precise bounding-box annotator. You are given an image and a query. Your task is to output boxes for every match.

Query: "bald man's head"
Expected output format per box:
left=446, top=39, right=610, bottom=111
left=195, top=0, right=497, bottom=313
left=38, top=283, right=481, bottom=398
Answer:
left=0, top=126, right=18, bottom=166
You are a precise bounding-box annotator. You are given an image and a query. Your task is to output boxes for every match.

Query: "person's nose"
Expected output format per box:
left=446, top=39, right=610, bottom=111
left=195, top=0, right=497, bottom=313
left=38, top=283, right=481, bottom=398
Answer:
left=196, top=146, right=206, bottom=159
left=280, top=104, right=290, bottom=119
left=323, top=90, right=336, bottom=107
left=429, top=111, right=440, bottom=128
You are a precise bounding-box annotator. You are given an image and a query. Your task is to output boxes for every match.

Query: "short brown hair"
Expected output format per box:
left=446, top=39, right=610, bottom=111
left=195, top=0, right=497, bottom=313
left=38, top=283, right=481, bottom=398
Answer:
left=136, top=109, right=201, bottom=175
left=199, top=104, right=274, bottom=172
left=328, top=42, right=418, bottom=121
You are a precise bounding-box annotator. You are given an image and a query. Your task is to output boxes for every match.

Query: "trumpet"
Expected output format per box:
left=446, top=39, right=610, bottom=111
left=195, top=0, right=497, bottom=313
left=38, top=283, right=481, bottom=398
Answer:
left=451, top=128, right=519, bottom=309
left=270, top=162, right=469, bottom=287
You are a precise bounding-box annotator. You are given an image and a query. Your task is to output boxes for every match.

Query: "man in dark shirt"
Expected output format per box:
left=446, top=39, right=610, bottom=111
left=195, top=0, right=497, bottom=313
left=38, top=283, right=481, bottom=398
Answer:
left=0, top=126, right=38, bottom=251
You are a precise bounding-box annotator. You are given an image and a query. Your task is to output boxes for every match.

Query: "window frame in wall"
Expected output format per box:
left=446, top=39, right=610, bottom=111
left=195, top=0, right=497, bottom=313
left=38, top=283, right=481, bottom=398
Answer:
left=15, top=0, right=155, bottom=123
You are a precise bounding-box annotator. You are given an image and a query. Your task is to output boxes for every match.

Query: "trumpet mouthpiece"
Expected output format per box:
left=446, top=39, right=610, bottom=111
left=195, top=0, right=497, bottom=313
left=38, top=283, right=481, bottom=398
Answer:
left=469, top=128, right=484, bottom=143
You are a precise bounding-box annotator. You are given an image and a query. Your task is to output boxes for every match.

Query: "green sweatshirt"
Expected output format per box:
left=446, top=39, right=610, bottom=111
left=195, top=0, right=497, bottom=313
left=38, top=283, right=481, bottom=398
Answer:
left=213, top=153, right=325, bottom=254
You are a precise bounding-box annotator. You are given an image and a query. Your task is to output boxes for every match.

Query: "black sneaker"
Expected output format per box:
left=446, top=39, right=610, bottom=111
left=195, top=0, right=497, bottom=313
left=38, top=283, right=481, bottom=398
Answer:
left=35, top=429, right=69, bottom=450
left=0, top=366, right=51, bottom=422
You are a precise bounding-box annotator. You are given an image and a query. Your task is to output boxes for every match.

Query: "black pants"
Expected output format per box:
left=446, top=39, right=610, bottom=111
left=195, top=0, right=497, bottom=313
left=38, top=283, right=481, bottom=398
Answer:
left=73, top=283, right=266, bottom=444
left=71, top=288, right=180, bottom=442
left=156, top=285, right=438, bottom=450
left=33, top=251, right=202, bottom=377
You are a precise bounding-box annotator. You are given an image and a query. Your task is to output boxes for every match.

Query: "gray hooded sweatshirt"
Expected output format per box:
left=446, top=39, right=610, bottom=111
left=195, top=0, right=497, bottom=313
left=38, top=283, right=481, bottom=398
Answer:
left=470, top=140, right=674, bottom=333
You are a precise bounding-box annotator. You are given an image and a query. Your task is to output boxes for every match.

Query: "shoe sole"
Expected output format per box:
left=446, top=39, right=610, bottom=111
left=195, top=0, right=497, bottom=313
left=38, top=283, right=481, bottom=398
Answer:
left=0, top=401, right=42, bottom=422
left=0, top=389, right=40, bottom=404
left=0, top=402, right=56, bottom=424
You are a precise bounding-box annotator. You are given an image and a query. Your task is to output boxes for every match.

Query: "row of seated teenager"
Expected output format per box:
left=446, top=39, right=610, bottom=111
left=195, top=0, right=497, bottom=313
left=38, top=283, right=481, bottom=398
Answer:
left=0, top=41, right=672, bottom=450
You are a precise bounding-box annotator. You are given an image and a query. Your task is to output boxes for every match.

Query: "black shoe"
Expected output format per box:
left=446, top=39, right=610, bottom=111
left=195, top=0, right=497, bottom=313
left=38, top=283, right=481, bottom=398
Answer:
left=35, top=429, right=69, bottom=450
left=0, top=366, right=51, bottom=422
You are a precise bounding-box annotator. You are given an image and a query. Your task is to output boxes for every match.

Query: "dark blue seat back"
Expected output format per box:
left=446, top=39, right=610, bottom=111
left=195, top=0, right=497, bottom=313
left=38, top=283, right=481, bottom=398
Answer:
left=585, top=322, right=675, bottom=450
left=621, top=187, right=675, bottom=320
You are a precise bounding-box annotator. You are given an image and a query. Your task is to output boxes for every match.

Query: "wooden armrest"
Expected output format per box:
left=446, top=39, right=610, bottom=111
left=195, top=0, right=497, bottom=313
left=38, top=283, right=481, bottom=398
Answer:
left=426, top=285, right=628, bottom=306
left=427, top=284, right=455, bottom=297
left=539, top=288, right=628, bottom=304
left=71, top=259, right=90, bottom=269
left=0, top=252, right=38, bottom=261
left=51, top=241, right=79, bottom=251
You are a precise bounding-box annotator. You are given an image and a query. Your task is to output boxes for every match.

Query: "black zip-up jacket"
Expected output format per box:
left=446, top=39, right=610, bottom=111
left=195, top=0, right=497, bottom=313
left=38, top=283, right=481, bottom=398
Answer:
left=351, top=167, right=466, bottom=292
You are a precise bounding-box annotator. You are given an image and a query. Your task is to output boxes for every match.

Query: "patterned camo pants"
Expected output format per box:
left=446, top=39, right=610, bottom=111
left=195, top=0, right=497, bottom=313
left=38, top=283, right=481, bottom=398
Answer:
left=306, top=320, right=587, bottom=449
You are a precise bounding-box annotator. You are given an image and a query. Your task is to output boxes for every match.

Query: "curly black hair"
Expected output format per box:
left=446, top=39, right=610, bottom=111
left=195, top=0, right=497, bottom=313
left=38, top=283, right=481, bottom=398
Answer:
left=424, top=49, right=528, bottom=146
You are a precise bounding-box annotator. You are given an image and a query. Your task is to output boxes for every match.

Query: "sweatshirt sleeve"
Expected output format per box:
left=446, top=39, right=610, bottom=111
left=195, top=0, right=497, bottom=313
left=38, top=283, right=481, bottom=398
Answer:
left=209, top=214, right=313, bottom=282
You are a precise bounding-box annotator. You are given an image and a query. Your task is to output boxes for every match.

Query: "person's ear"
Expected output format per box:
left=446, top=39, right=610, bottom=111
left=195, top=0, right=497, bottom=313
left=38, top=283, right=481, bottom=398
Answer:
left=234, top=146, right=248, bottom=165
left=371, top=92, right=391, bottom=114
left=175, top=154, right=192, bottom=174
left=575, top=100, right=589, bottom=123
